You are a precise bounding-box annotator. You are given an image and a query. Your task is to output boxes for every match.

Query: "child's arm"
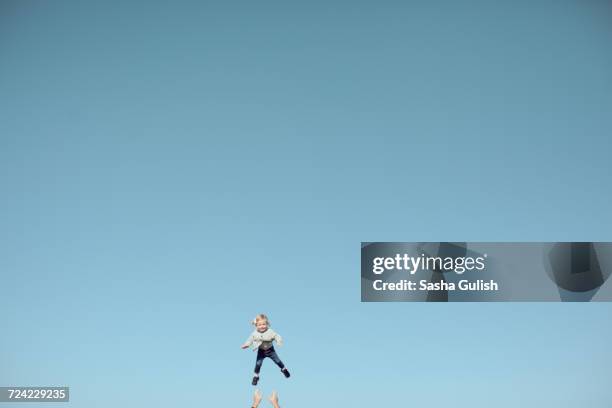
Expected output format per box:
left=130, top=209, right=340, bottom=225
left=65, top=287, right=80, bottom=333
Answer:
left=241, top=334, right=254, bottom=349
left=273, top=332, right=283, bottom=347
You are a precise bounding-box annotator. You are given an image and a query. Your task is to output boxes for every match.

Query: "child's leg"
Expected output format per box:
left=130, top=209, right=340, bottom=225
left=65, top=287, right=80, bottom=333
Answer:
left=254, top=350, right=265, bottom=375
left=267, top=349, right=285, bottom=370
left=252, top=349, right=265, bottom=385
left=268, top=349, right=290, bottom=378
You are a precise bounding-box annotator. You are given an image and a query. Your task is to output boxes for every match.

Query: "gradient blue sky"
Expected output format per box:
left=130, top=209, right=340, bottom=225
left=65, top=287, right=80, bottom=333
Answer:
left=1, top=1, right=612, bottom=407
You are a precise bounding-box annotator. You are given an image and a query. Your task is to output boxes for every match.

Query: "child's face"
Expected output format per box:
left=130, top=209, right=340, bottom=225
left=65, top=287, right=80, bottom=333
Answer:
left=256, top=320, right=268, bottom=333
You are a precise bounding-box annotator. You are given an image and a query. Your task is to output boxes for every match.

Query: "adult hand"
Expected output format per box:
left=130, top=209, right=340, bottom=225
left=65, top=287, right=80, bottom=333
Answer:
left=268, top=391, right=280, bottom=408
left=252, top=389, right=263, bottom=407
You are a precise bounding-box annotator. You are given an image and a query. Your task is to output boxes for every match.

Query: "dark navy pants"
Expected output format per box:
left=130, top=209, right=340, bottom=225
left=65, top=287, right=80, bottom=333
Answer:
left=254, top=346, right=285, bottom=374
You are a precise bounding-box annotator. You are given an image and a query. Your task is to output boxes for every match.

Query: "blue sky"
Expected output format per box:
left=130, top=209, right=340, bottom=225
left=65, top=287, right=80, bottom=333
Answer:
left=1, top=1, right=611, bottom=407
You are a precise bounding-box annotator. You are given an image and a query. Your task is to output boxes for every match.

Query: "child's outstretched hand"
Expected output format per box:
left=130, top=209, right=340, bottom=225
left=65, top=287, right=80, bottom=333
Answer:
left=241, top=343, right=249, bottom=349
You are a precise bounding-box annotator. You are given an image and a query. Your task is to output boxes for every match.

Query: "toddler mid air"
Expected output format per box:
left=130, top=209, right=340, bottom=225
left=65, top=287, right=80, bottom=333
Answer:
left=241, top=314, right=290, bottom=386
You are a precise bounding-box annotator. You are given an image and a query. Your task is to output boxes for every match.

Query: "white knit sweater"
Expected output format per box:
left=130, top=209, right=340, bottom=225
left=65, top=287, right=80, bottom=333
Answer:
left=244, top=328, right=283, bottom=351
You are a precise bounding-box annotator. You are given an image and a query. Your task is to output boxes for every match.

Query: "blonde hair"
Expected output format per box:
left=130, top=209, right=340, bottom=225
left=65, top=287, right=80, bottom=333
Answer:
left=252, top=314, right=270, bottom=326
